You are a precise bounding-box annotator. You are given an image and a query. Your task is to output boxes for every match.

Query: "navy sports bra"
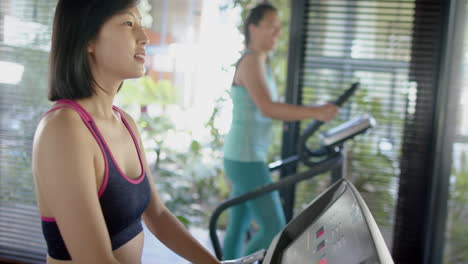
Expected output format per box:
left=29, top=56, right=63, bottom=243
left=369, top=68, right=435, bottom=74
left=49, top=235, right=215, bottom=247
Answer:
left=40, top=99, right=151, bottom=260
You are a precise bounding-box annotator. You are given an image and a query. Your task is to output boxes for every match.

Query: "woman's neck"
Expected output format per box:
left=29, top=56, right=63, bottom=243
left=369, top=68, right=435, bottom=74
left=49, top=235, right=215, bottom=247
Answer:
left=246, top=43, right=268, bottom=62
left=77, top=93, right=118, bottom=121
left=77, top=67, right=124, bottom=121
left=77, top=80, right=122, bottom=121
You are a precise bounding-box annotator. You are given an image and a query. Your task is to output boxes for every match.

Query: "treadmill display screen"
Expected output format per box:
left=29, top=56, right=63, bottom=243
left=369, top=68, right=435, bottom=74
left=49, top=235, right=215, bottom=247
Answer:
left=281, top=190, right=380, bottom=264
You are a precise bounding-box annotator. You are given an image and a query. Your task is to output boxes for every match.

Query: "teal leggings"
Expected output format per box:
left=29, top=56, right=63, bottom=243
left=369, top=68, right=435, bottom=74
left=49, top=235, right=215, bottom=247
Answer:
left=222, top=159, right=286, bottom=260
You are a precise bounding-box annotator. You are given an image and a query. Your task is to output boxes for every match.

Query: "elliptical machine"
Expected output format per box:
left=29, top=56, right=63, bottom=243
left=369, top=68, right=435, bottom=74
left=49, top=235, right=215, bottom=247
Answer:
left=209, top=82, right=391, bottom=263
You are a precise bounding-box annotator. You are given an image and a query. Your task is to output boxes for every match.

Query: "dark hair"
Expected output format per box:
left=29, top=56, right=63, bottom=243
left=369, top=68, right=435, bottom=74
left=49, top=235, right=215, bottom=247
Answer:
left=48, top=0, right=139, bottom=101
left=243, top=3, right=277, bottom=46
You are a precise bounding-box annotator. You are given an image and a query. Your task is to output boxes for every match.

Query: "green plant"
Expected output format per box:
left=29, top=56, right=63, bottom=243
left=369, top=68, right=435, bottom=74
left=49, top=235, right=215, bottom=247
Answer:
left=117, top=77, right=229, bottom=227
left=119, top=76, right=177, bottom=106
left=444, top=151, right=468, bottom=264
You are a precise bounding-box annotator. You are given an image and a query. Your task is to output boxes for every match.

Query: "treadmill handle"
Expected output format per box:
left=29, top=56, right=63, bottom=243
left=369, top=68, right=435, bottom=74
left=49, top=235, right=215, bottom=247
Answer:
left=298, top=82, right=359, bottom=166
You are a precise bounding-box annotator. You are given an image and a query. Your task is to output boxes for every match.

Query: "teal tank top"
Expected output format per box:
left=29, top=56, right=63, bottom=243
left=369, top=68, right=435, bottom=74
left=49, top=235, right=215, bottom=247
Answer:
left=223, top=50, right=278, bottom=162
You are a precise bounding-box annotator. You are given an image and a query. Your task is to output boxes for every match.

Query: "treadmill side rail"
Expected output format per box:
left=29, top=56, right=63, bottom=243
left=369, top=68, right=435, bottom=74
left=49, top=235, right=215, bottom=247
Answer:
left=348, top=182, right=394, bottom=264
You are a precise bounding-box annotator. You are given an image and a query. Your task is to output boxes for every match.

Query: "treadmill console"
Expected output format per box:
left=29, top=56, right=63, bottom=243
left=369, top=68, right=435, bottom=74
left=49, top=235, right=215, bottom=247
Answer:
left=262, top=179, right=393, bottom=264
left=281, top=190, right=379, bottom=263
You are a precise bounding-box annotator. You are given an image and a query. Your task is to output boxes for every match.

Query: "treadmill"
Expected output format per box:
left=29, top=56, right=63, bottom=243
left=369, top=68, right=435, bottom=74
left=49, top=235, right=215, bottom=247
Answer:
left=220, top=179, right=393, bottom=264
left=262, top=178, right=393, bottom=264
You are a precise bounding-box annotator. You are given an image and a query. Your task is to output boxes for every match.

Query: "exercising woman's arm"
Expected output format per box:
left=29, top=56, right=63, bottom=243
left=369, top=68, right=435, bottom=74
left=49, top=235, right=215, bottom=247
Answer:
left=236, top=53, right=338, bottom=122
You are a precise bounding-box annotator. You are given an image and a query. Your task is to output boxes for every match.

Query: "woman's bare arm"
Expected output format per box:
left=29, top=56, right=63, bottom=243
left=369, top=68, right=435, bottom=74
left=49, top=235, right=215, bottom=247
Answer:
left=237, top=53, right=338, bottom=122
left=32, top=109, right=120, bottom=264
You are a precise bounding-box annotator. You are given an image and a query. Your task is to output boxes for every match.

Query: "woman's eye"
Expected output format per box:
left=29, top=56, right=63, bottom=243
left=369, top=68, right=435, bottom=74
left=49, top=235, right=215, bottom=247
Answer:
left=125, top=21, right=133, bottom=27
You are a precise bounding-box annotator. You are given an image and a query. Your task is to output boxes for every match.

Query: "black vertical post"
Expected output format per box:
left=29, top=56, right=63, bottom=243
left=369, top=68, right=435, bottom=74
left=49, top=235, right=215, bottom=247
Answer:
left=280, top=0, right=308, bottom=222
left=425, top=0, right=463, bottom=263
left=392, top=0, right=448, bottom=263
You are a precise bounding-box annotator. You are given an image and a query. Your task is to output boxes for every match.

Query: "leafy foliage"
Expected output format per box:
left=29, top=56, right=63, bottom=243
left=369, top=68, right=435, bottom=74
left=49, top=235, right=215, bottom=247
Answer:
left=444, top=151, right=468, bottom=264
left=117, top=78, right=229, bottom=226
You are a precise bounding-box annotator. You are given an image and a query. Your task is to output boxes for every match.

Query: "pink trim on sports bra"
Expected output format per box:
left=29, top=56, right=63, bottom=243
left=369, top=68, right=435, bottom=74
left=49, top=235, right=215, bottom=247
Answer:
left=39, top=102, right=110, bottom=222
left=60, top=100, right=146, bottom=185
left=111, top=106, right=146, bottom=184
left=39, top=99, right=148, bottom=221
left=41, top=216, right=55, bottom=222
left=44, top=101, right=111, bottom=199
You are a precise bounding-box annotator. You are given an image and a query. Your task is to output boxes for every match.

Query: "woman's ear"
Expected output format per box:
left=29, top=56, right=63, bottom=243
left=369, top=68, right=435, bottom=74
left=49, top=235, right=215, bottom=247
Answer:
left=87, top=41, right=95, bottom=53
left=248, top=23, right=256, bottom=36
left=249, top=23, right=255, bottom=34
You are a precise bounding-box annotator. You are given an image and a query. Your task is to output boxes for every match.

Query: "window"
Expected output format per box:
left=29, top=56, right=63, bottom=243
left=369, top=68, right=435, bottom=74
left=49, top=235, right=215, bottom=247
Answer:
left=443, top=2, right=468, bottom=263
left=288, top=4, right=445, bottom=261
left=0, top=0, right=54, bottom=262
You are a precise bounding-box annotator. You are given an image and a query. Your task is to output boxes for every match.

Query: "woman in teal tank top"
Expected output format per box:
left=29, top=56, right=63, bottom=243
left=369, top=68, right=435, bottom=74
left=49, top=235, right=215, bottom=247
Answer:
left=222, top=3, right=339, bottom=260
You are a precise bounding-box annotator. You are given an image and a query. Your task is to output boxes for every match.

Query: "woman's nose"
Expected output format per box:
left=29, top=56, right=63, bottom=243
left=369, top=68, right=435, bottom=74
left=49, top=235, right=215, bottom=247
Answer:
left=138, top=28, right=150, bottom=46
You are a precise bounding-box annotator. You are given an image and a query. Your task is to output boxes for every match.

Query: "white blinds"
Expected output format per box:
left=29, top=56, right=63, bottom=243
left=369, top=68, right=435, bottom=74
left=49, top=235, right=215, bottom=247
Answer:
left=290, top=1, right=443, bottom=255
left=0, top=0, right=55, bottom=262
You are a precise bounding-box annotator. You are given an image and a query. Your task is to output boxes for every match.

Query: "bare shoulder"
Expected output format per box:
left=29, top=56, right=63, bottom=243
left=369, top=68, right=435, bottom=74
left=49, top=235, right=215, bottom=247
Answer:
left=33, top=107, right=95, bottom=171
left=239, top=51, right=262, bottom=69
left=34, top=107, right=90, bottom=145
left=235, top=52, right=263, bottom=86
left=32, top=106, right=98, bottom=211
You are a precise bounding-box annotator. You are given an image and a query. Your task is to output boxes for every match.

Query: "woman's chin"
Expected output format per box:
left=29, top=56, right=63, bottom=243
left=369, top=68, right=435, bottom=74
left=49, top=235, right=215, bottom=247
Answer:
left=129, top=69, right=146, bottom=79
left=268, top=42, right=278, bottom=51
left=123, top=73, right=145, bottom=81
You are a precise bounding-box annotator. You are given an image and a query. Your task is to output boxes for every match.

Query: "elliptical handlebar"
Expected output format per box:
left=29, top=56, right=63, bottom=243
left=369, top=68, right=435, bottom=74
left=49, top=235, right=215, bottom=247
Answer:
left=334, top=82, right=360, bottom=106
left=298, top=82, right=359, bottom=167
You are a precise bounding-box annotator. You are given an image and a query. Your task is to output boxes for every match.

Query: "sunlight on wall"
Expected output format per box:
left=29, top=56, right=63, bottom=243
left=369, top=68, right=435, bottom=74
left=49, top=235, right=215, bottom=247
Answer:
left=0, top=61, right=24, bottom=84
left=3, top=15, right=50, bottom=51
left=190, top=0, right=242, bottom=135
left=117, top=0, right=244, bottom=157
left=151, top=0, right=243, bottom=148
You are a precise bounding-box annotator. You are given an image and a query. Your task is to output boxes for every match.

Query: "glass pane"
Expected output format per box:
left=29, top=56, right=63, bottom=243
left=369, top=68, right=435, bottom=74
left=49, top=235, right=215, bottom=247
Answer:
left=443, top=3, right=468, bottom=263
left=0, top=0, right=54, bottom=261
left=457, top=15, right=468, bottom=137
left=458, top=86, right=468, bottom=137
left=0, top=0, right=54, bottom=204
left=444, top=143, right=468, bottom=263
left=307, top=1, right=414, bottom=61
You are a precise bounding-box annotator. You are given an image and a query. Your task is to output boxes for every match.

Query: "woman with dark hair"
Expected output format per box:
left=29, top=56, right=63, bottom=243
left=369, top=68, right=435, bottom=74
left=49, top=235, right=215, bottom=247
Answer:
left=222, top=3, right=339, bottom=259
left=32, top=1, right=220, bottom=263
